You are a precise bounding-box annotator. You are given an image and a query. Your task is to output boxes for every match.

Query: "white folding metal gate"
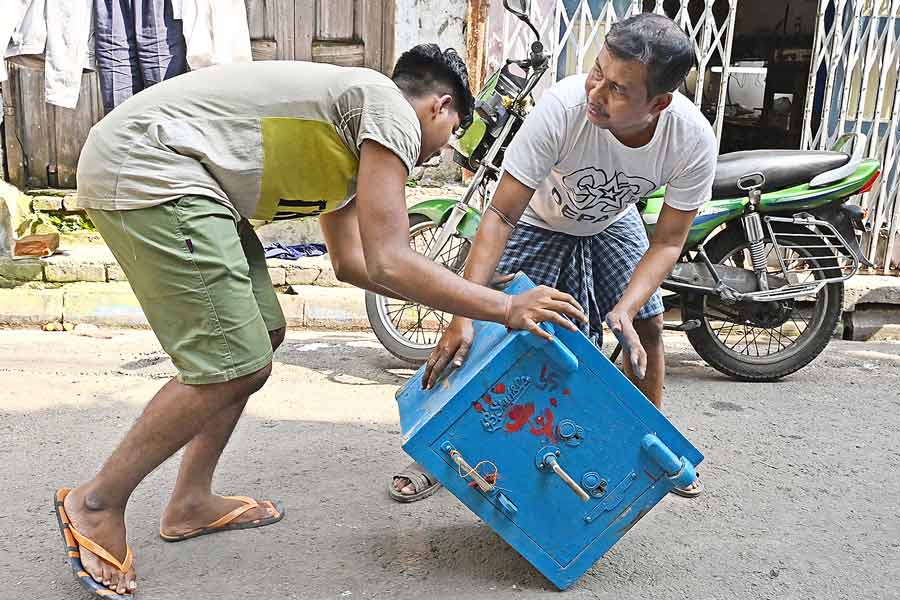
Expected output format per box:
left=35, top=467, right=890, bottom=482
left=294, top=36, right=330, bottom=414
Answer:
left=486, top=0, right=900, bottom=271
left=802, top=0, right=899, bottom=272
left=485, top=0, right=738, bottom=142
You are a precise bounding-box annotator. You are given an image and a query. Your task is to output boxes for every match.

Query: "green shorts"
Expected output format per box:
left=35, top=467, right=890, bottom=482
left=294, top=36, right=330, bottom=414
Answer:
left=87, top=196, right=286, bottom=385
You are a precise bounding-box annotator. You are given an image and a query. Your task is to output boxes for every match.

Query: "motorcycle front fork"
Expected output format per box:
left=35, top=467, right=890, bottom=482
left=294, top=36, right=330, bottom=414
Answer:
left=426, top=201, right=469, bottom=260
left=423, top=158, right=495, bottom=261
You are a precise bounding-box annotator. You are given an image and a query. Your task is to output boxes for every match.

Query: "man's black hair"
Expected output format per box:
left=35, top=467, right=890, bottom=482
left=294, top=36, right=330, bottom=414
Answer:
left=392, top=44, right=474, bottom=127
left=605, top=13, right=695, bottom=98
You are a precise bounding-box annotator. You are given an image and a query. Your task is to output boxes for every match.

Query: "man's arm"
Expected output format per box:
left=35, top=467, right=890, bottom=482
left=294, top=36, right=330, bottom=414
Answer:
left=456, top=172, right=536, bottom=285
left=354, top=140, right=585, bottom=331
left=419, top=171, right=541, bottom=387
left=605, top=203, right=697, bottom=378
left=319, top=200, right=407, bottom=300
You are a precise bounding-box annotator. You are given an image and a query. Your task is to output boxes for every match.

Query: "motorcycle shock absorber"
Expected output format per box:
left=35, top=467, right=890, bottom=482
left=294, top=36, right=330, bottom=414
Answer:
left=738, top=173, right=769, bottom=292
left=743, top=213, right=769, bottom=291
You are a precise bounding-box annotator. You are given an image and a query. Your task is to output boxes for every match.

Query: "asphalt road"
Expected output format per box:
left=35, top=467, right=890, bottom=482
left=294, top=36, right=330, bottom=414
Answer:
left=1, top=328, right=898, bottom=600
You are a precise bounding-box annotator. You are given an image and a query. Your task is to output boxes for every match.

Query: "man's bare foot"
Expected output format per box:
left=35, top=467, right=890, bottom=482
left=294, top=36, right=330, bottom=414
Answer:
left=392, top=477, right=416, bottom=496
left=388, top=462, right=442, bottom=502
left=63, top=487, right=136, bottom=595
left=671, top=475, right=704, bottom=498
left=160, top=494, right=280, bottom=537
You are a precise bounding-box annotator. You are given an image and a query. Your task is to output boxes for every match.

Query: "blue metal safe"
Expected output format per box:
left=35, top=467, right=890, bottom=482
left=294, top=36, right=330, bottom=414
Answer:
left=396, top=274, right=703, bottom=590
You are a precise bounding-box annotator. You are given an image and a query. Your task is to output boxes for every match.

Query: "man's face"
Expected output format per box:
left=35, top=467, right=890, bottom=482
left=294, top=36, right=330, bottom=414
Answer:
left=584, top=46, right=664, bottom=132
left=417, top=95, right=461, bottom=166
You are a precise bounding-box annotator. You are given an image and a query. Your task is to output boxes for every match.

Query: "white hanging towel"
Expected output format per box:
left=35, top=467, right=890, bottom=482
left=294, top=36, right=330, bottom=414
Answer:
left=180, top=0, right=253, bottom=69
left=44, top=0, right=93, bottom=108
left=1, top=0, right=43, bottom=83
left=2, top=0, right=93, bottom=110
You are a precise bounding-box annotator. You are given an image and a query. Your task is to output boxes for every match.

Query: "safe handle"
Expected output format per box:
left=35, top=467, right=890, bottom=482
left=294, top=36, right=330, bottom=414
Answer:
left=524, top=324, right=579, bottom=373
left=543, top=453, right=590, bottom=502
left=448, top=448, right=495, bottom=493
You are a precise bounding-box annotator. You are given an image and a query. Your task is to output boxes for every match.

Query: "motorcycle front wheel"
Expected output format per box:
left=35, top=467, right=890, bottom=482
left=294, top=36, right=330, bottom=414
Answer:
left=684, top=224, right=844, bottom=381
left=365, top=214, right=470, bottom=363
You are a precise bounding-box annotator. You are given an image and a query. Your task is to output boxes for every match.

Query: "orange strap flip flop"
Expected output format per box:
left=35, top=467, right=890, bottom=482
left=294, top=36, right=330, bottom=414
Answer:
left=54, top=487, right=134, bottom=599
left=159, top=495, right=285, bottom=542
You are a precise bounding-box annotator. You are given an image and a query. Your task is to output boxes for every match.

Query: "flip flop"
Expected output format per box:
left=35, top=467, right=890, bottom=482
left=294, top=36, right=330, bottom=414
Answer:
left=388, top=462, right=442, bottom=503
left=159, top=496, right=285, bottom=542
left=670, top=472, right=704, bottom=498
left=54, top=487, right=134, bottom=599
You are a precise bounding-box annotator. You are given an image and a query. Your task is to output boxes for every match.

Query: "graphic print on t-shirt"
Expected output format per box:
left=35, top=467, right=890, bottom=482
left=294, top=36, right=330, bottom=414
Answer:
left=550, top=166, right=657, bottom=224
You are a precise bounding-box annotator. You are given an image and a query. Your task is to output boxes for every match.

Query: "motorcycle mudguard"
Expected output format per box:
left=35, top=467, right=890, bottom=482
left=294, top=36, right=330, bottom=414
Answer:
left=407, top=198, right=482, bottom=240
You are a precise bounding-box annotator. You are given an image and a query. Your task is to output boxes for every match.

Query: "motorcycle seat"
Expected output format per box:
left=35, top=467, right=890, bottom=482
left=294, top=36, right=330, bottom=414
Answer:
left=712, top=150, right=850, bottom=197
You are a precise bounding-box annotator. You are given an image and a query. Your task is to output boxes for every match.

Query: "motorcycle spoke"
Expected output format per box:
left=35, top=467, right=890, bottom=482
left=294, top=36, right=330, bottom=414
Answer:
left=728, top=325, right=750, bottom=352
left=385, top=305, right=408, bottom=328
left=385, top=303, right=415, bottom=329
left=771, top=325, right=791, bottom=351
left=385, top=301, right=415, bottom=317
left=747, top=327, right=765, bottom=356
left=715, top=321, right=740, bottom=341
left=790, top=316, right=808, bottom=337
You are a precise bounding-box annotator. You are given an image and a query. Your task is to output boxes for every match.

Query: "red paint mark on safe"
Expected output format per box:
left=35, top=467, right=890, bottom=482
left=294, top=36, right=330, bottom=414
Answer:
left=505, top=403, right=535, bottom=432
left=529, top=408, right=556, bottom=441
left=549, top=397, right=558, bottom=407
left=472, top=401, right=485, bottom=413
left=563, top=388, right=571, bottom=396
left=493, top=383, right=506, bottom=394
left=467, top=472, right=498, bottom=488
left=482, top=394, right=493, bottom=405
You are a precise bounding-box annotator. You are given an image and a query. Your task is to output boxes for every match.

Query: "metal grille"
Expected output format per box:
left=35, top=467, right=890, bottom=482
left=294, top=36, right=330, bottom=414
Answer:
left=485, top=0, right=738, bottom=143
left=485, top=0, right=898, bottom=271
left=802, top=0, right=900, bottom=272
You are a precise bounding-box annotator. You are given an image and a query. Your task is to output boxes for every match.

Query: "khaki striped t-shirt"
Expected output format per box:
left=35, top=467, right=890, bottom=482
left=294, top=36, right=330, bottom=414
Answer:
left=74, top=61, right=421, bottom=221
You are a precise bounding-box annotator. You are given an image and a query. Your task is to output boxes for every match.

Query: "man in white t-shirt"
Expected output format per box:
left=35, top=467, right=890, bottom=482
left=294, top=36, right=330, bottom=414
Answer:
left=391, top=13, right=716, bottom=501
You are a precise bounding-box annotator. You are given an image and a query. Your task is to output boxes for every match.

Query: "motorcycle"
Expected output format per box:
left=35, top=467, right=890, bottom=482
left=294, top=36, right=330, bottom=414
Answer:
left=365, top=0, right=881, bottom=381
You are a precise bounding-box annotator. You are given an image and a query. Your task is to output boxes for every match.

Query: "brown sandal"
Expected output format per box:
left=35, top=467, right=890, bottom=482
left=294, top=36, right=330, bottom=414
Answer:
left=388, top=462, right=442, bottom=503
left=670, top=473, right=704, bottom=498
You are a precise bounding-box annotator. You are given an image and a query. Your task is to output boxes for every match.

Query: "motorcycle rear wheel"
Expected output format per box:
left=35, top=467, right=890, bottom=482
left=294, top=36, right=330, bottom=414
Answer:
left=685, top=224, right=844, bottom=381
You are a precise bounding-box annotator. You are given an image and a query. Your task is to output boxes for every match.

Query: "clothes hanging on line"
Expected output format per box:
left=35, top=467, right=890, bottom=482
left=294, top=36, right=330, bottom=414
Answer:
left=1, top=0, right=94, bottom=110
left=93, top=0, right=188, bottom=113
left=180, top=0, right=253, bottom=70
left=1, top=0, right=252, bottom=112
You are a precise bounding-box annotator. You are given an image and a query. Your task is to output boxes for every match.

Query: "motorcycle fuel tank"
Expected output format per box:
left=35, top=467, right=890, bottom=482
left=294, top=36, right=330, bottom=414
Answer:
left=396, top=274, right=703, bottom=590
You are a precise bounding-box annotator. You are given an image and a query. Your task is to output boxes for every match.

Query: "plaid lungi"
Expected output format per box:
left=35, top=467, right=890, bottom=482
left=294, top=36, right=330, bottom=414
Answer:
left=496, top=206, right=664, bottom=347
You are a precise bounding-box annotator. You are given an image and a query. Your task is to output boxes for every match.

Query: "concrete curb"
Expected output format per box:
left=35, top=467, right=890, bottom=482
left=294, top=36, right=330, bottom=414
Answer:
left=0, top=283, right=370, bottom=330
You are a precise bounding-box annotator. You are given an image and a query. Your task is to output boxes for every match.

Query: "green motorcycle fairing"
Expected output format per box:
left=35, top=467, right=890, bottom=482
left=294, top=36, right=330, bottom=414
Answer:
left=641, top=189, right=747, bottom=248
left=450, top=70, right=502, bottom=159
left=757, top=158, right=880, bottom=211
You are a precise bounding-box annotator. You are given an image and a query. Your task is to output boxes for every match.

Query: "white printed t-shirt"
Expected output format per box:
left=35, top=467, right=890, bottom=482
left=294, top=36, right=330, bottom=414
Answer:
left=503, top=74, right=717, bottom=237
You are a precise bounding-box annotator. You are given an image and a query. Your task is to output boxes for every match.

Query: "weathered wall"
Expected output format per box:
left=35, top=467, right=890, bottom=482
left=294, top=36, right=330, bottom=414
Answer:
left=394, top=0, right=468, bottom=61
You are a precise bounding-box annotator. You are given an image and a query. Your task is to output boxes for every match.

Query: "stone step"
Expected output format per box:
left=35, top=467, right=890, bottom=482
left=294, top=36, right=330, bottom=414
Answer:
left=0, top=251, right=350, bottom=288
left=0, top=283, right=369, bottom=330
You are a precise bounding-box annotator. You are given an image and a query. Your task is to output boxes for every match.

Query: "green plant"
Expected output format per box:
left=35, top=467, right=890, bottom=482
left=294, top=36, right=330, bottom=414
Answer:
left=31, top=211, right=96, bottom=234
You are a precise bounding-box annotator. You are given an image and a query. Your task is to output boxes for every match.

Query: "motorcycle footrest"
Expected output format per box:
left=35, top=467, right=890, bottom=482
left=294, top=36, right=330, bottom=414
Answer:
left=663, top=319, right=701, bottom=332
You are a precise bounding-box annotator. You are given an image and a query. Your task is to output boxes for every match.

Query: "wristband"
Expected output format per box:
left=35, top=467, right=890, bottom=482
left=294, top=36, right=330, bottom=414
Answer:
left=503, top=295, right=513, bottom=328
